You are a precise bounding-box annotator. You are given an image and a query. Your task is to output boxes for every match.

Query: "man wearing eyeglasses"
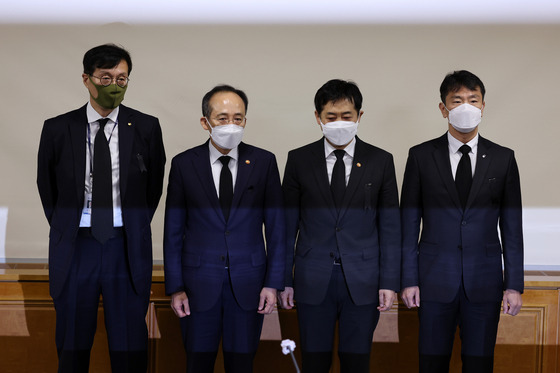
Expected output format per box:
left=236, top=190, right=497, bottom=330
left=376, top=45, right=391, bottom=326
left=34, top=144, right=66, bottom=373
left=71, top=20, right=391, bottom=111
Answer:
left=37, top=43, right=166, bottom=372
left=164, top=85, right=285, bottom=372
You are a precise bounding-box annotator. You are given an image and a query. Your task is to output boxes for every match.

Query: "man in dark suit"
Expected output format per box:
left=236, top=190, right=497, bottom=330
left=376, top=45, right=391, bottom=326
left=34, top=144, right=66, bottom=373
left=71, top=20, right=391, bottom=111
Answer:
left=37, top=44, right=166, bottom=372
left=164, top=85, right=285, bottom=373
left=279, top=79, right=401, bottom=372
left=400, top=70, right=524, bottom=373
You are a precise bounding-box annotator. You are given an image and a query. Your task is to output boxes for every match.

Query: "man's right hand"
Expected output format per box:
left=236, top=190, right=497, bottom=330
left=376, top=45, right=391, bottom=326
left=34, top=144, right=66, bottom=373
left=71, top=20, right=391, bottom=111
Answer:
left=278, top=287, right=295, bottom=309
left=401, top=286, right=421, bottom=309
left=171, top=291, right=190, bottom=317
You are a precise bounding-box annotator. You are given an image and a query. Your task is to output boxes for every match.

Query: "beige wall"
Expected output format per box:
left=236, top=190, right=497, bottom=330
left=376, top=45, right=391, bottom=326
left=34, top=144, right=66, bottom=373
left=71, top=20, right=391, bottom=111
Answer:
left=1, top=24, right=559, bottom=261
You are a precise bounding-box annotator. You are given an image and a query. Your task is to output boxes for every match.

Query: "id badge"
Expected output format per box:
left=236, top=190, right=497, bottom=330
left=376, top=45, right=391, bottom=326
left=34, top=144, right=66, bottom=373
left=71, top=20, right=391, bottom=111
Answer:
left=84, top=192, right=92, bottom=215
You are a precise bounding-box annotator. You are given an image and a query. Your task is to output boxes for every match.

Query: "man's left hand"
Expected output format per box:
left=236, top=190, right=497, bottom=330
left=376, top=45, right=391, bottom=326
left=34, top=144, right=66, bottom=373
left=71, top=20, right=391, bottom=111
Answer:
left=378, top=289, right=396, bottom=311
left=503, top=289, right=522, bottom=316
left=258, top=287, right=277, bottom=314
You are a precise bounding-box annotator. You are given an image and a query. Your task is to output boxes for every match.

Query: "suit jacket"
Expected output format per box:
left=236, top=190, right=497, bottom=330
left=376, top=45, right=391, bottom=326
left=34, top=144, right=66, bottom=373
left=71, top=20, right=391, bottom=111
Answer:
left=401, top=133, right=524, bottom=303
left=37, top=104, right=166, bottom=299
left=163, top=141, right=285, bottom=312
left=283, top=137, right=401, bottom=306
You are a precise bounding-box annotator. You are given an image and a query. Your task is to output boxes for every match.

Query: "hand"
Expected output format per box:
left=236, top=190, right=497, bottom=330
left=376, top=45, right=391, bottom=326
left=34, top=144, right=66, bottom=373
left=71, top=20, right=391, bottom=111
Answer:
left=171, top=291, right=190, bottom=318
left=503, top=289, right=522, bottom=316
left=378, top=289, right=396, bottom=311
left=258, top=287, right=277, bottom=314
left=401, top=286, right=420, bottom=309
left=278, top=287, right=295, bottom=309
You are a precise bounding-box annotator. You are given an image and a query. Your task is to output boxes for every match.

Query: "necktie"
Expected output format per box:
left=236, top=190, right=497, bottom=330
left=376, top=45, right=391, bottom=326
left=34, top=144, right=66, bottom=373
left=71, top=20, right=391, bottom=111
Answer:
left=219, top=156, right=233, bottom=221
left=455, top=144, right=472, bottom=210
left=331, top=149, right=346, bottom=211
left=91, top=118, right=114, bottom=243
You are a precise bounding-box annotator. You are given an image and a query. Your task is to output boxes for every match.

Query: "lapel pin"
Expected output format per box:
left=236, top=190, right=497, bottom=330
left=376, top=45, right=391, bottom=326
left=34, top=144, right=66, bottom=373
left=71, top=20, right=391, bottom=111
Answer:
left=482, top=154, right=486, bottom=158
left=245, top=160, right=251, bottom=164
left=356, top=162, right=362, bottom=168
left=128, top=122, right=132, bottom=126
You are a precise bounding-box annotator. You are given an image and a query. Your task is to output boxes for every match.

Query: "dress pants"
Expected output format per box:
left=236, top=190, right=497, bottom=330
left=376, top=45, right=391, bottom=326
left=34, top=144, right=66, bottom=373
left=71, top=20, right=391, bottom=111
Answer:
left=180, top=268, right=264, bottom=373
left=54, top=228, right=150, bottom=373
left=297, top=264, right=380, bottom=373
left=418, top=282, right=501, bottom=373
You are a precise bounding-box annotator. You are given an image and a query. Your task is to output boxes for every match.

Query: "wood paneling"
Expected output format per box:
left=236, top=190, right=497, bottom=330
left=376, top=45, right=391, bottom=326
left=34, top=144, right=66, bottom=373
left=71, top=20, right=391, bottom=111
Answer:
left=1, top=272, right=559, bottom=372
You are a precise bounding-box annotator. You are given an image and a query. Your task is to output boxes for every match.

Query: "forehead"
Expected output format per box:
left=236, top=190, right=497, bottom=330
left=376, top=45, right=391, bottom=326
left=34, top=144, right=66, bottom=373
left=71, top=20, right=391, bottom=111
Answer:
left=209, top=92, right=246, bottom=114
left=446, top=86, right=483, bottom=101
left=94, top=59, right=129, bottom=75
left=320, top=99, right=357, bottom=115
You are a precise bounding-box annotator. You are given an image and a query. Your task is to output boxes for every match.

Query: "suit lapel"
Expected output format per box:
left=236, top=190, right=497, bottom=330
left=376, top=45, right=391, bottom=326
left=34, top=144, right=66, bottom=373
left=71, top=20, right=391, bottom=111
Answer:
left=309, top=139, right=338, bottom=219
left=70, top=106, right=88, bottom=206
left=432, top=134, right=463, bottom=212
left=466, top=136, right=491, bottom=211
left=338, top=138, right=367, bottom=220
left=230, top=143, right=254, bottom=220
left=192, top=142, right=224, bottom=222
left=117, top=106, right=134, bottom=202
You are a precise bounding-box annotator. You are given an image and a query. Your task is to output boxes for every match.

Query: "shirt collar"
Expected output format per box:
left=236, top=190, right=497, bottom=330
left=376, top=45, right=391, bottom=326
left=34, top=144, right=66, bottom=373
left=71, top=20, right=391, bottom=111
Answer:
left=324, top=137, right=356, bottom=159
left=86, top=102, right=119, bottom=124
left=209, top=141, right=238, bottom=165
left=447, top=131, right=478, bottom=155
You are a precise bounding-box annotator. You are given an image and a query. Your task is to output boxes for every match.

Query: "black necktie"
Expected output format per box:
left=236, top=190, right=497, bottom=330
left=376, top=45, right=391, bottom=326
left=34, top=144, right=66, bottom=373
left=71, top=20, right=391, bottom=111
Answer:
left=219, top=156, right=233, bottom=221
left=455, top=144, right=472, bottom=210
left=91, top=118, right=113, bottom=243
left=331, top=149, right=346, bottom=211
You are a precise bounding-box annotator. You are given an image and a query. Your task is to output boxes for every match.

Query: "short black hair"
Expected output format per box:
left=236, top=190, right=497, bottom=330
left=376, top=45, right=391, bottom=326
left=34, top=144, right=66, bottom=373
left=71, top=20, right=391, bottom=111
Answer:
left=440, top=70, right=485, bottom=103
left=83, top=44, right=132, bottom=76
left=314, top=79, right=363, bottom=114
left=202, top=85, right=249, bottom=118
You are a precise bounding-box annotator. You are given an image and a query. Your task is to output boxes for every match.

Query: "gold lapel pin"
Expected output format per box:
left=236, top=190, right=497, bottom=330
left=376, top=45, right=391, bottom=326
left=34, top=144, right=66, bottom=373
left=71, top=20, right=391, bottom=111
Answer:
left=356, top=162, right=362, bottom=168
left=245, top=160, right=251, bottom=164
left=128, top=122, right=132, bottom=126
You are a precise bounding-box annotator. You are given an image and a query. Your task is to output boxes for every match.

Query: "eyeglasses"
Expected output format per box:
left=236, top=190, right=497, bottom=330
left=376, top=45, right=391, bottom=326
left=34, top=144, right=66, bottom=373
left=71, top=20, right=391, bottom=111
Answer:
left=208, top=116, right=246, bottom=126
left=90, top=75, right=129, bottom=88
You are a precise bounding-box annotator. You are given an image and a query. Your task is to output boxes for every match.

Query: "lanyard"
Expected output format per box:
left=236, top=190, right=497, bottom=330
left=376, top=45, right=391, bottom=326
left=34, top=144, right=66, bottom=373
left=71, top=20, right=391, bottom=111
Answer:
left=87, top=119, right=118, bottom=181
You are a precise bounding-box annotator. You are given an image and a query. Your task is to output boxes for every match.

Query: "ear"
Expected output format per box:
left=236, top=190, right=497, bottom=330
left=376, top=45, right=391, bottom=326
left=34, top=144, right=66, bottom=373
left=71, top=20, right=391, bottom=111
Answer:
left=439, top=102, right=448, bottom=118
left=481, top=101, right=485, bottom=117
left=200, top=117, right=211, bottom=132
left=82, top=73, right=89, bottom=87
left=358, top=110, right=364, bottom=122
left=314, top=110, right=322, bottom=127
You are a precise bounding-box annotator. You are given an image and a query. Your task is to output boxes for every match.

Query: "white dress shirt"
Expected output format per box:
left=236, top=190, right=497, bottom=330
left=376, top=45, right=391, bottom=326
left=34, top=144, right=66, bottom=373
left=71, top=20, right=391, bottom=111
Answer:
left=79, top=102, right=123, bottom=227
left=324, top=137, right=355, bottom=186
left=448, top=131, right=478, bottom=180
left=209, top=142, right=238, bottom=198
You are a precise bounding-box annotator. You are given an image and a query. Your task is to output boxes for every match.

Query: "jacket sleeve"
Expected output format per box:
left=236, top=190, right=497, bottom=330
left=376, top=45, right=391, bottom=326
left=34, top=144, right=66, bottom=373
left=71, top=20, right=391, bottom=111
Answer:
left=281, top=150, right=300, bottom=288
left=400, top=148, right=422, bottom=289
left=500, top=151, right=524, bottom=293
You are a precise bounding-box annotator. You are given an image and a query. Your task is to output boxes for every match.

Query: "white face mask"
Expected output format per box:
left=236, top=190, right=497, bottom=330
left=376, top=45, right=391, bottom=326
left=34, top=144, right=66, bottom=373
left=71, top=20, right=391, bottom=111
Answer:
left=320, top=120, right=359, bottom=146
left=446, top=103, right=482, bottom=133
left=206, top=120, right=244, bottom=150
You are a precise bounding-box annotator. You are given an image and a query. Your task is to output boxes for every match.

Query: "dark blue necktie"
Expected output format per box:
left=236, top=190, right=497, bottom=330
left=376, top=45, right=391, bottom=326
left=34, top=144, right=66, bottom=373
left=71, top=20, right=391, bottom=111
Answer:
left=91, top=118, right=113, bottom=243
left=455, top=144, right=472, bottom=209
left=331, top=149, right=346, bottom=211
left=219, top=156, right=233, bottom=221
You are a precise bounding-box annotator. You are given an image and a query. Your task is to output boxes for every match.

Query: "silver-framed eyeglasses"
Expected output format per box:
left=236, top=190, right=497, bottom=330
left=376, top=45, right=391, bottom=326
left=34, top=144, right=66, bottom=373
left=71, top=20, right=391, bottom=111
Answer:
left=90, top=75, right=129, bottom=88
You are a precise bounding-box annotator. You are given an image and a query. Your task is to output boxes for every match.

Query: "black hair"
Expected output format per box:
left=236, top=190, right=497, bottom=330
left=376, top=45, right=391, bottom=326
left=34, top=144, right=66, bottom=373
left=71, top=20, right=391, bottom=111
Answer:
left=202, top=85, right=249, bottom=118
left=83, top=44, right=132, bottom=75
left=440, top=70, right=485, bottom=103
left=314, top=79, right=363, bottom=114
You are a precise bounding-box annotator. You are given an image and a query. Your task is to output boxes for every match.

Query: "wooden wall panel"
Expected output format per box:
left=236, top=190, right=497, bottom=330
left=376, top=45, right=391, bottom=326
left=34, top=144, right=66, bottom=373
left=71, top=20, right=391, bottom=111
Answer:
left=0, top=277, right=558, bottom=372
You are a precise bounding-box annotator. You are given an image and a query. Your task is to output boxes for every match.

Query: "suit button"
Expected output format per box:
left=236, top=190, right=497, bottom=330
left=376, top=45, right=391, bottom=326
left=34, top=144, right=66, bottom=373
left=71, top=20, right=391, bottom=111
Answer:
left=336, top=227, right=341, bottom=232
left=458, top=245, right=462, bottom=250
left=225, top=231, right=230, bottom=235
left=461, top=221, right=467, bottom=226
left=220, top=255, right=225, bottom=261
left=329, top=252, right=335, bottom=258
